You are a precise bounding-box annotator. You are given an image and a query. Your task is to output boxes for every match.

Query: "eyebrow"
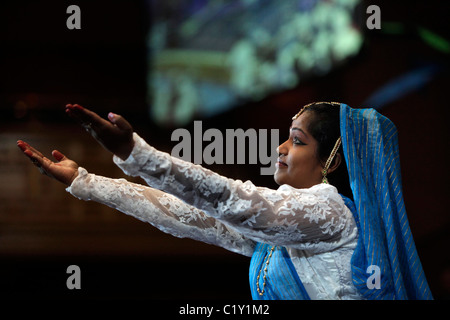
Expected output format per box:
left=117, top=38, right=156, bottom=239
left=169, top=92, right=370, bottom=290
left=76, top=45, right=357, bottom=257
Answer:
left=290, top=126, right=308, bottom=138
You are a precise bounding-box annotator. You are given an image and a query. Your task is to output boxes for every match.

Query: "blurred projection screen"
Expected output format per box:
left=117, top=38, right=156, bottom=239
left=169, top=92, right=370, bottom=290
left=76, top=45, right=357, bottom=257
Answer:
left=147, top=0, right=364, bottom=126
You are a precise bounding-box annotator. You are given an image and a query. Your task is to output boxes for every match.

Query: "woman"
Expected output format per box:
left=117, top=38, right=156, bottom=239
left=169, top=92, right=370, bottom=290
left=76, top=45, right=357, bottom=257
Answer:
left=17, top=102, right=432, bottom=300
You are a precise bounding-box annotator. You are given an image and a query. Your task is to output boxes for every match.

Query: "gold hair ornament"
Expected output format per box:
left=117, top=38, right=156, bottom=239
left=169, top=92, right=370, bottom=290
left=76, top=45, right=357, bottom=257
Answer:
left=292, top=101, right=341, bottom=120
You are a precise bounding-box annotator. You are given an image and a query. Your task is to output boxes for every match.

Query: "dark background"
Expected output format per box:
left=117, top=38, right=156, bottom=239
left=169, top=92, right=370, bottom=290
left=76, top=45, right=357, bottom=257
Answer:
left=0, top=0, right=448, bottom=301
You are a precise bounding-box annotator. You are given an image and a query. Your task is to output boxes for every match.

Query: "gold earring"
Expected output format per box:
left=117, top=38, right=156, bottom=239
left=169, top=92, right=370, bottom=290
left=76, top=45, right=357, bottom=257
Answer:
left=322, top=169, right=329, bottom=184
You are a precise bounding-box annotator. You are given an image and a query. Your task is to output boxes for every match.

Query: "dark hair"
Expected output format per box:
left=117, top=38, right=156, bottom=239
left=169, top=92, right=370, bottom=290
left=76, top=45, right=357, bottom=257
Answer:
left=303, top=103, right=353, bottom=200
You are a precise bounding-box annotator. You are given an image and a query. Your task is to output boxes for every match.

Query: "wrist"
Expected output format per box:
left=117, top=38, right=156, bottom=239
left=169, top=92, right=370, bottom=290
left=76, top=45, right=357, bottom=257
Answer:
left=117, top=139, right=135, bottom=161
left=67, top=168, right=80, bottom=186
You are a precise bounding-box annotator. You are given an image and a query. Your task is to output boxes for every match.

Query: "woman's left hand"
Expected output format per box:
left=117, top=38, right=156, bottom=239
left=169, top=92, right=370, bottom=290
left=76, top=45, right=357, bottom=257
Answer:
left=65, top=104, right=134, bottom=161
left=17, top=140, right=79, bottom=186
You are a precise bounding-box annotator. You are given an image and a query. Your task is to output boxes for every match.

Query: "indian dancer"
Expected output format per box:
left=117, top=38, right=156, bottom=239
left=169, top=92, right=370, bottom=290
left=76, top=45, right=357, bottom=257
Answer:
left=17, top=102, right=432, bottom=300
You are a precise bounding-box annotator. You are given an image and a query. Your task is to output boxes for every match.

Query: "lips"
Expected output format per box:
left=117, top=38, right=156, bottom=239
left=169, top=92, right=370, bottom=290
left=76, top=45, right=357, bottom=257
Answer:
left=277, top=158, right=288, bottom=167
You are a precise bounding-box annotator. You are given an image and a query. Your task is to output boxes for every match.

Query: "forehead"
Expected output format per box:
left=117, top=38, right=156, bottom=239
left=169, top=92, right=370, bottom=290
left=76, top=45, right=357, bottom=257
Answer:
left=290, top=111, right=313, bottom=132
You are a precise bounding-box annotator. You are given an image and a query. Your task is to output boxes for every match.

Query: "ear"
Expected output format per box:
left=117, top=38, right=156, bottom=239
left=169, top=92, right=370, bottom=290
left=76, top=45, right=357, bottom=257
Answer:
left=326, top=152, right=342, bottom=174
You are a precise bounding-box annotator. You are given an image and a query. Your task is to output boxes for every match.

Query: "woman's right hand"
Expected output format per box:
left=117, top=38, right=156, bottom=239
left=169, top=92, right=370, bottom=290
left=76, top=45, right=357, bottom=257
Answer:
left=65, top=104, right=135, bottom=161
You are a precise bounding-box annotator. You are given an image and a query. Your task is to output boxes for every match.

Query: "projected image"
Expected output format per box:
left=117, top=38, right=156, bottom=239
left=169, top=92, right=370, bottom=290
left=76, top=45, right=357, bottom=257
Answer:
left=147, top=0, right=364, bottom=126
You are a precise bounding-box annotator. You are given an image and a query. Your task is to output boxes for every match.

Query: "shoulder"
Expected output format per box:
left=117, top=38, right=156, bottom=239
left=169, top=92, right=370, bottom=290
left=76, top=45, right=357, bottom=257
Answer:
left=277, top=183, right=342, bottom=203
left=253, top=183, right=346, bottom=209
left=277, top=182, right=337, bottom=193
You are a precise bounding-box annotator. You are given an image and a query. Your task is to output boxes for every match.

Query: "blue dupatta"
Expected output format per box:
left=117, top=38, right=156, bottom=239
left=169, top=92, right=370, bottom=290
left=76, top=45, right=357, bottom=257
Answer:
left=340, top=104, right=432, bottom=300
left=249, top=104, right=432, bottom=300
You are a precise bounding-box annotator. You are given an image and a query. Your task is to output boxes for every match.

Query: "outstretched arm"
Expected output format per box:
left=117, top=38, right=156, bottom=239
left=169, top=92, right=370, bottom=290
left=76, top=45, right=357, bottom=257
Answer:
left=17, top=141, right=255, bottom=256
left=67, top=167, right=255, bottom=256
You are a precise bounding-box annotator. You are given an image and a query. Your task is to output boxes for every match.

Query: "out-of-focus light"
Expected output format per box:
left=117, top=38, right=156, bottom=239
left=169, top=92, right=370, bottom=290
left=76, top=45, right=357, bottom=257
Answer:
left=147, top=0, right=363, bottom=126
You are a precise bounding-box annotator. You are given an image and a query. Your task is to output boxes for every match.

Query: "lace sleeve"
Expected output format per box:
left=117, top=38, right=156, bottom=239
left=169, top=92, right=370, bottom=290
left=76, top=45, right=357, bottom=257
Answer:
left=66, top=167, right=256, bottom=257
left=113, top=133, right=357, bottom=252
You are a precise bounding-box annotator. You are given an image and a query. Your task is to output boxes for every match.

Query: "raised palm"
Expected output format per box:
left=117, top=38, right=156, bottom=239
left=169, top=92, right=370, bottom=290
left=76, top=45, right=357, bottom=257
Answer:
left=17, top=140, right=79, bottom=186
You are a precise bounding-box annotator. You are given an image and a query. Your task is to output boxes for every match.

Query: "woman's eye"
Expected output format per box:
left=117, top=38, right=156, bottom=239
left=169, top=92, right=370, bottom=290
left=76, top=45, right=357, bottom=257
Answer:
left=293, top=137, right=305, bottom=145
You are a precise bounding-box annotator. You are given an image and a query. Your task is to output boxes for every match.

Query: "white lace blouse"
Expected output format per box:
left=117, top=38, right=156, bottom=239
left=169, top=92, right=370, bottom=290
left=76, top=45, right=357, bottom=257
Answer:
left=66, top=133, right=363, bottom=300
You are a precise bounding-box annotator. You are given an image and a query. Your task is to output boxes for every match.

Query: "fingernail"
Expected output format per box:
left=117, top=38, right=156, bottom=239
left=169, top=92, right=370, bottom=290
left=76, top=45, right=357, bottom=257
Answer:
left=108, top=112, right=115, bottom=120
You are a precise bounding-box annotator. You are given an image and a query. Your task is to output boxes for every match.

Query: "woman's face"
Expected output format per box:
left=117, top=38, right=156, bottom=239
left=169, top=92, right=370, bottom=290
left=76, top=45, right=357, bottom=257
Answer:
left=274, top=111, right=324, bottom=189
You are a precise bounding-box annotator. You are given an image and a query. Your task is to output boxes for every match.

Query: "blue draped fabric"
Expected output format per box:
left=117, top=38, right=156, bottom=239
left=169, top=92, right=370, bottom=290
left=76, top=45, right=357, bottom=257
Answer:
left=340, top=104, right=432, bottom=300
left=248, top=103, right=432, bottom=300
left=250, top=242, right=310, bottom=300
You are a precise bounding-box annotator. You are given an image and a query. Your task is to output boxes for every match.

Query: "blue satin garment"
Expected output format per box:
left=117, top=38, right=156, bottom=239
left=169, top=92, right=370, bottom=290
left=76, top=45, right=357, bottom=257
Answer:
left=340, top=104, right=432, bottom=300
left=249, top=242, right=310, bottom=300
left=249, top=104, right=433, bottom=300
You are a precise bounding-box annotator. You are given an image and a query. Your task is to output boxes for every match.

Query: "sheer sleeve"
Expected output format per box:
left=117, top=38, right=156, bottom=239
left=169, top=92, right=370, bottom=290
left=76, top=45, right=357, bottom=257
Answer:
left=66, top=167, right=256, bottom=257
left=113, top=133, right=357, bottom=252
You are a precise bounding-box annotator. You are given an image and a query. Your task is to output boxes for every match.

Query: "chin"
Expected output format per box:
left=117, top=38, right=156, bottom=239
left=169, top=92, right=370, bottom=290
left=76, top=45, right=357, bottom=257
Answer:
left=273, top=171, right=285, bottom=186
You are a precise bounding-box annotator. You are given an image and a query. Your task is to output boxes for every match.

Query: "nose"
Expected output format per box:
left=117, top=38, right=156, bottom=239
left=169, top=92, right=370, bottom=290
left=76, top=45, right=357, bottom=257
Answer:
left=277, top=139, right=289, bottom=156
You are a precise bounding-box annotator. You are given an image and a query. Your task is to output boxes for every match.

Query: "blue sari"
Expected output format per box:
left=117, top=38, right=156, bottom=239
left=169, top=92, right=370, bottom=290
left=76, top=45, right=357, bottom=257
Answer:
left=249, top=242, right=310, bottom=300
left=249, top=104, right=433, bottom=300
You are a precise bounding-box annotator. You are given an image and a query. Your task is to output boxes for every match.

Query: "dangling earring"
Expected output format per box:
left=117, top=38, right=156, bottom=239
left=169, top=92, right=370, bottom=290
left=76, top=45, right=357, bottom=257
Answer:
left=322, top=169, right=329, bottom=184
left=322, top=137, right=342, bottom=184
